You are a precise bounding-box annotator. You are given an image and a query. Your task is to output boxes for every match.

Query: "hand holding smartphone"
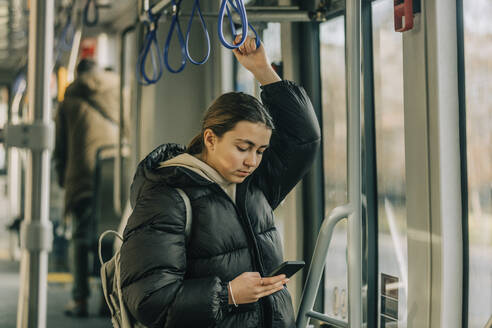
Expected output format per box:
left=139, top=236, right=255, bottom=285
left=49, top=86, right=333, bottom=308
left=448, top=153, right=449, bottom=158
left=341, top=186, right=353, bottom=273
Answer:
left=268, top=261, right=305, bottom=278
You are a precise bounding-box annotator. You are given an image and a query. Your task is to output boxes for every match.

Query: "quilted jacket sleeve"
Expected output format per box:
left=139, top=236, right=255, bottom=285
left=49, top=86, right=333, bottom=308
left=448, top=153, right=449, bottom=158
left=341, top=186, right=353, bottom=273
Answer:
left=252, top=80, right=321, bottom=210
left=120, top=184, right=229, bottom=328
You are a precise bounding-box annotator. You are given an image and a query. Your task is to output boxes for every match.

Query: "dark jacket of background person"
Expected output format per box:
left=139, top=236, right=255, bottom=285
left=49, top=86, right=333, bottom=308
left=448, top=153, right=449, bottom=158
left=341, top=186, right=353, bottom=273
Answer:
left=120, top=81, right=321, bottom=328
left=54, top=68, right=120, bottom=213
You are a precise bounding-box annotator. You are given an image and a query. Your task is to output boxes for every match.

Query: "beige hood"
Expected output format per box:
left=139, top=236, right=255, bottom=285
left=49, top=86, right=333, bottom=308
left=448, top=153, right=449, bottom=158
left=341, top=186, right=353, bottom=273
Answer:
left=159, top=153, right=236, bottom=204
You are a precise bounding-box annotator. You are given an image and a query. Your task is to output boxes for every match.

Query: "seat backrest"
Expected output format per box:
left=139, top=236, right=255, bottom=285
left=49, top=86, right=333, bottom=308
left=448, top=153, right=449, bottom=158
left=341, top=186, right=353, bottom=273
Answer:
left=92, top=145, right=130, bottom=236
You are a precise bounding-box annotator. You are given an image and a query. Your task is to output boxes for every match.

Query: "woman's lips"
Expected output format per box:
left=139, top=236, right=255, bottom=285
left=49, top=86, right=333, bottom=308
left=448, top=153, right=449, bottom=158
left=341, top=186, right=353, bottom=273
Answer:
left=237, top=170, right=250, bottom=176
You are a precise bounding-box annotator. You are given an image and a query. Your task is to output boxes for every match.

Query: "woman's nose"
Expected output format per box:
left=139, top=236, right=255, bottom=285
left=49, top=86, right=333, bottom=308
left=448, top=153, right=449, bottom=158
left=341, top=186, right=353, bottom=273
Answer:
left=244, top=153, right=257, bottom=167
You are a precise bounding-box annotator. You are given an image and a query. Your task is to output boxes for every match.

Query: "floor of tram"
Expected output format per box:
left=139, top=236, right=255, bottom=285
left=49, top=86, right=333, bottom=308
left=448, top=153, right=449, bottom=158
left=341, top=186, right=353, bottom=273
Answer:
left=0, top=257, right=112, bottom=328
left=0, top=179, right=111, bottom=327
left=0, top=257, right=113, bottom=328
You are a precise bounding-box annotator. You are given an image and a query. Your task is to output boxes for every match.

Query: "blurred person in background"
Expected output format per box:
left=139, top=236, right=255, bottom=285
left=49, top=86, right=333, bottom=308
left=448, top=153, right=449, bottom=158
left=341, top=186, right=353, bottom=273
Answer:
left=53, top=58, right=119, bottom=317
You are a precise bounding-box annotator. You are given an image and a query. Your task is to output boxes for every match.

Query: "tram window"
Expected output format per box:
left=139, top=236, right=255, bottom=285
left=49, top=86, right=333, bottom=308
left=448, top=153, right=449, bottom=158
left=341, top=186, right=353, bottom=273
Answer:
left=234, top=23, right=281, bottom=96
left=463, top=1, right=492, bottom=326
left=320, top=16, right=348, bottom=320
left=0, top=86, right=7, bottom=174
left=372, top=0, right=408, bottom=326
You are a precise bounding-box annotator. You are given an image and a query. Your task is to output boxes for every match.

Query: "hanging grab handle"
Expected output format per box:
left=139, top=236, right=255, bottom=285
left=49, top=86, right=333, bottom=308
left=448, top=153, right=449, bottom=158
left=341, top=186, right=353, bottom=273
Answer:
left=83, top=0, right=99, bottom=27
left=137, top=12, right=163, bottom=85
left=228, top=0, right=261, bottom=49
left=220, top=0, right=261, bottom=50
left=59, top=13, right=75, bottom=51
left=185, top=0, right=211, bottom=65
left=218, top=0, right=249, bottom=49
left=164, top=0, right=187, bottom=73
left=54, top=9, right=75, bottom=64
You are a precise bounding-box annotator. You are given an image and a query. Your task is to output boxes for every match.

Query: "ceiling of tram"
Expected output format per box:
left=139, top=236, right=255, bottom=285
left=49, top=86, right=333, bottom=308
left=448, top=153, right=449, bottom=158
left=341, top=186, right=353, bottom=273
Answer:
left=0, top=0, right=135, bottom=84
left=0, top=0, right=295, bottom=83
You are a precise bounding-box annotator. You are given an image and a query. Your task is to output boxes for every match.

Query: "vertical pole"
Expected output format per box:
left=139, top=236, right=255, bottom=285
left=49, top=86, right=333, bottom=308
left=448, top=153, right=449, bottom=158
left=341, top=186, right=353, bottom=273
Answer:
left=299, top=20, right=325, bottom=315
left=16, top=1, right=54, bottom=327
left=455, top=0, right=469, bottom=326
left=132, top=23, right=144, bottom=169
left=117, top=26, right=134, bottom=215
left=361, top=0, right=378, bottom=326
left=346, top=0, right=363, bottom=326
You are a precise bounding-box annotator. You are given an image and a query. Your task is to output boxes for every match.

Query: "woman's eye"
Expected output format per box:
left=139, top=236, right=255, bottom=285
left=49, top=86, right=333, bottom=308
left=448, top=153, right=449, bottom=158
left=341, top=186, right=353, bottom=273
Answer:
left=237, top=146, right=247, bottom=152
left=257, top=151, right=264, bottom=156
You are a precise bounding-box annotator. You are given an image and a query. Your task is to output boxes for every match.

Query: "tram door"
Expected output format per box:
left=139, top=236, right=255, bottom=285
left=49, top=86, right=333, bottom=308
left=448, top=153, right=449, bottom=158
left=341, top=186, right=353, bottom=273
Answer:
left=320, top=1, right=409, bottom=325
left=318, top=0, right=491, bottom=327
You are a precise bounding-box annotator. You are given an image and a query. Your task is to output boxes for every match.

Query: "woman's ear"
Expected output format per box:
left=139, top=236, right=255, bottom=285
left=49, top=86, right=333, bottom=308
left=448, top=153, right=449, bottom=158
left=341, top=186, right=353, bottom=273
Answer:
left=203, top=129, right=216, bottom=152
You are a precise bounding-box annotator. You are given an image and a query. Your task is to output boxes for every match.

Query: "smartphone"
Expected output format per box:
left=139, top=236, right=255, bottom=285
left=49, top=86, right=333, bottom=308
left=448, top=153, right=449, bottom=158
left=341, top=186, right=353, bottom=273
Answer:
left=268, top=261, right=305, bottom=278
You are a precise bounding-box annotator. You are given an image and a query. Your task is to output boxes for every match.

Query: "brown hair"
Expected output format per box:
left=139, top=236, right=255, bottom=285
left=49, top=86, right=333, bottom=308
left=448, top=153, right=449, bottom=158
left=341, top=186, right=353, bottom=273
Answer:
left=187, top=92, right=274, bottom=155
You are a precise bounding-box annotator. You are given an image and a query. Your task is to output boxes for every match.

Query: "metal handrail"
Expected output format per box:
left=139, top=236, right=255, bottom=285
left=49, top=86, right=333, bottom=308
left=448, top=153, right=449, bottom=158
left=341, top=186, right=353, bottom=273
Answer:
left=306, top=311, right=348, bottom=328
left=296, top=205, right=353, bottom=328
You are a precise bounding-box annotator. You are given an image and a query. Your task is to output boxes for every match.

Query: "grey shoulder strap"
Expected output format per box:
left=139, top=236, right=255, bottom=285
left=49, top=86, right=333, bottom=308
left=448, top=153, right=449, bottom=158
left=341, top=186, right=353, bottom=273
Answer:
left=176, top=188, right=192, bottom=239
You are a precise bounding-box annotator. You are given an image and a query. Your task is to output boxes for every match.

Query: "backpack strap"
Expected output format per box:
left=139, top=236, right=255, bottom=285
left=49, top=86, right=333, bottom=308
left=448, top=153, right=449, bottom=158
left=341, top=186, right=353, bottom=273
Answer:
left=175, top=188, right=192, bottom=241
left=98, top=230, right=122, bottom=265
left=85, top=98, right=119, bottom=126
left=98, top=189, right=192, bottom=268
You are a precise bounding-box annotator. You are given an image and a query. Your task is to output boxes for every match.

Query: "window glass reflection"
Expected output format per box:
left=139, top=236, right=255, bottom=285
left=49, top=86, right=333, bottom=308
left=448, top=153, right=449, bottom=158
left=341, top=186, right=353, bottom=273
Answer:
left=372, top=0, right=408, bottom=326
left=463, top=0, right=492, bottom=326
left=320, top=16, right=348, bottom=321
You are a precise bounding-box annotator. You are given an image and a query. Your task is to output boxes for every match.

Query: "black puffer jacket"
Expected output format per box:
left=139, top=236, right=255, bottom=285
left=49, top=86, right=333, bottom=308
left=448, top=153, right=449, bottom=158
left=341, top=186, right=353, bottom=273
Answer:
left=120, top=81, right=321, bottom=328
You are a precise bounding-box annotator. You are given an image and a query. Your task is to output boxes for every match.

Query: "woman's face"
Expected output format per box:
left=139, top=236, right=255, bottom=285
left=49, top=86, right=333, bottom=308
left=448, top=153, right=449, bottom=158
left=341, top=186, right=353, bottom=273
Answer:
left=203, top=121, right=272, bottom=183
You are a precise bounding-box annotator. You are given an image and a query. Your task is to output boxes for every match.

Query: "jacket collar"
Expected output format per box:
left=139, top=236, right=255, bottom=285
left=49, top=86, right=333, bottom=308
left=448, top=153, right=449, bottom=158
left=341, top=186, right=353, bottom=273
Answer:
left=130, top=144, right=214, bottom=206
left=130, top=143, right=252, bottom=207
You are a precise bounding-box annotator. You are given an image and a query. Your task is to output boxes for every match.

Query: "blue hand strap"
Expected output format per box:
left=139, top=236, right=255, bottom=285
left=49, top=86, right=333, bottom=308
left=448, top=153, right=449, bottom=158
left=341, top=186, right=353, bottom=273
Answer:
left=137, top=12, right=164, bottom=85
left=218, top=0, right=248, bottom=49
left=219, top=0, right=261, bottom=49
left=83, top=0, right=98, bottom=27
left=185, top=0, right=211, bottom=65
left=59, top=13, right=75, bottom=52
left=164, top=0, right=187, bottom=73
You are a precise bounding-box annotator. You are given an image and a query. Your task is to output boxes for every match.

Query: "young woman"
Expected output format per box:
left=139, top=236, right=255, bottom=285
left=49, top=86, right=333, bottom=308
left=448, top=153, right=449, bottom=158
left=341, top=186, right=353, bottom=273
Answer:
left=120, top=37, right=321, bottom=328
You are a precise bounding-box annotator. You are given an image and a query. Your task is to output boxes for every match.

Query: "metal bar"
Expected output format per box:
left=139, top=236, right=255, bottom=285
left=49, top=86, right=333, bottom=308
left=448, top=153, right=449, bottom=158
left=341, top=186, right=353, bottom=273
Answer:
left=346, top=0, right=363, bottom=326
left=233, top=10, right=311, bottom=22
left=151, top=5, right=313, bottom=22
left=299, top=19, right=325, bottom=315
left=16, top=1, right=54, bottom=327
left=455, top=1, right=469, bottom=327
left=296, top=204, right=352, bottom=328
left=160, top=10, right=311, bottom=22
left=425, top=0, right=463, bottom=325
left=115, top=25, right=135, bottom=217
left=67, top=10, right=83, bottom=83
left=7, top=78, right=24, bottom=239
left=246, top=6, right=301, bottom=11
left=131, top=24, right=144, bottom=170
left=306, top=311, right=349, bottom=328
left=361, top=0, right=378, bottom=327
left=150, top=0, right=172, bottom=16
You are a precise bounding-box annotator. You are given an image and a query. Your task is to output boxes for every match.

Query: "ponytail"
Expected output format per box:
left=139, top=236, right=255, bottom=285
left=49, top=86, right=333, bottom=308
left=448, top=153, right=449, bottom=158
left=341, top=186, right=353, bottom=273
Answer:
left=187, top=133, right=204, bottom=155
